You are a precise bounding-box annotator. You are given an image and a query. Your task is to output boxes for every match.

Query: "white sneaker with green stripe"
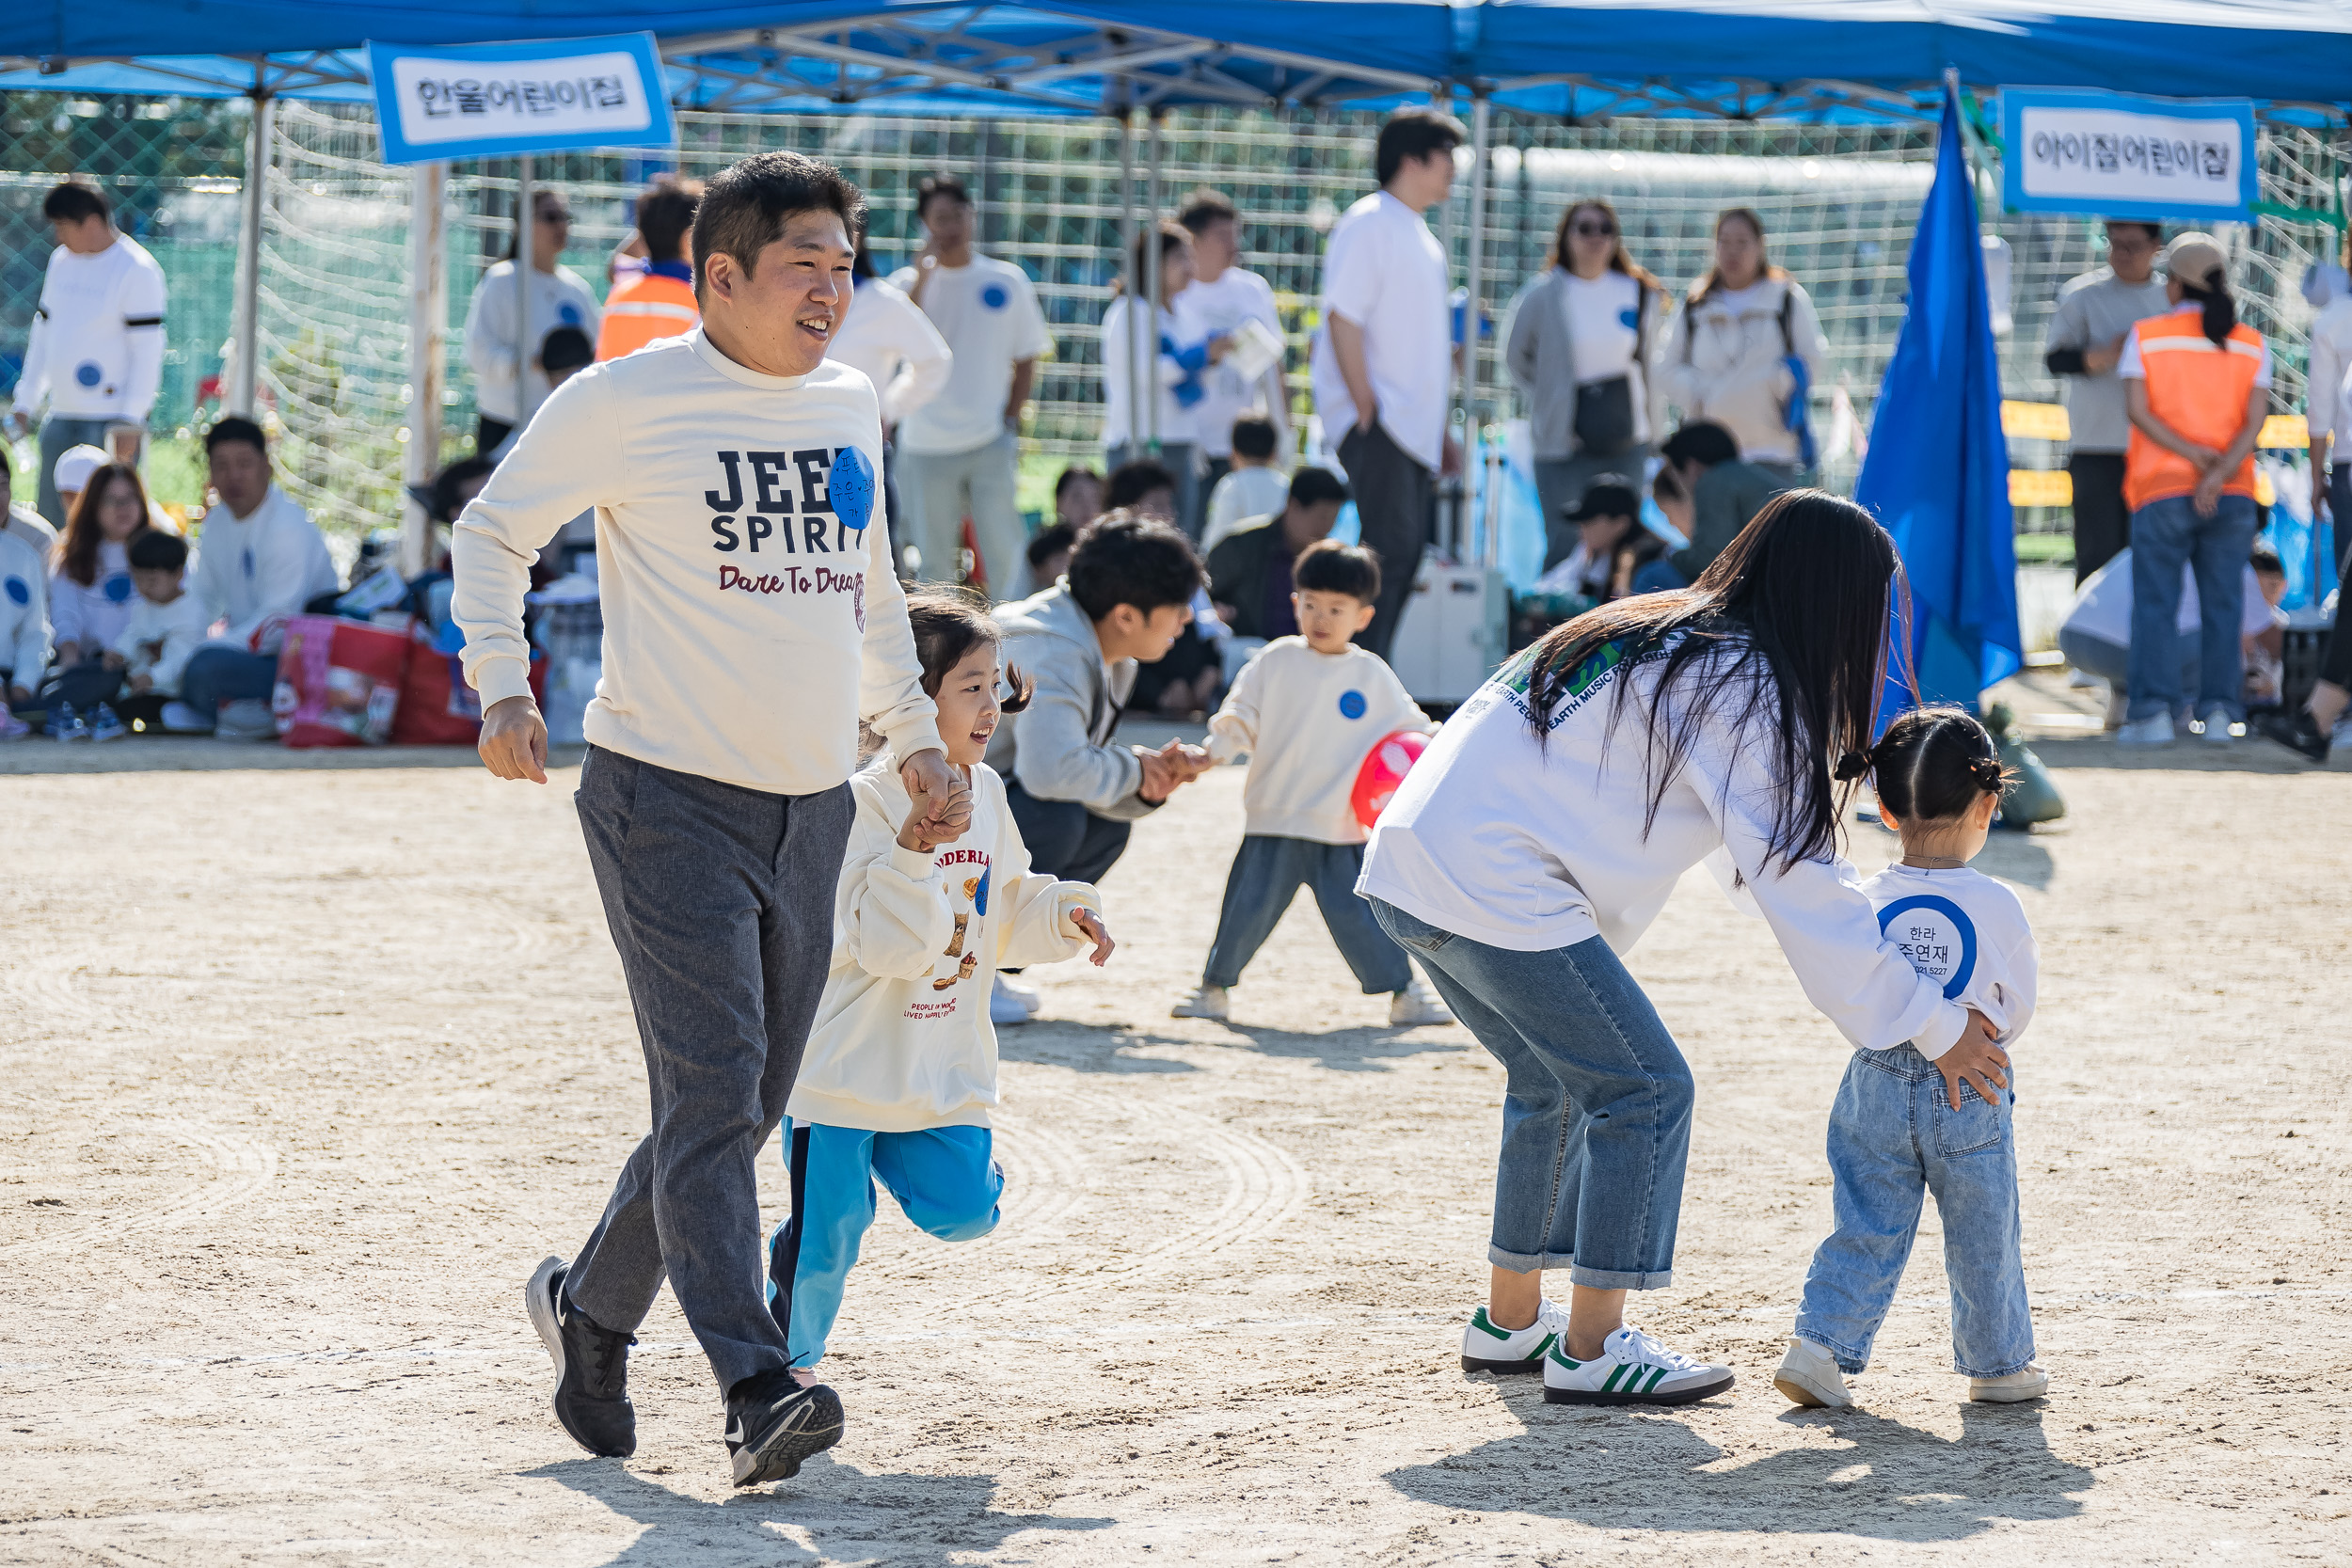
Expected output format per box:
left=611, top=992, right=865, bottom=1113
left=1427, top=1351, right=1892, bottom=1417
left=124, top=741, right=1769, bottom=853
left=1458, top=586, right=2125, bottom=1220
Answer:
left=1459, top=1299, right=1570, bottom=1374
left=1543, top=1324, right=1736, bottom=1406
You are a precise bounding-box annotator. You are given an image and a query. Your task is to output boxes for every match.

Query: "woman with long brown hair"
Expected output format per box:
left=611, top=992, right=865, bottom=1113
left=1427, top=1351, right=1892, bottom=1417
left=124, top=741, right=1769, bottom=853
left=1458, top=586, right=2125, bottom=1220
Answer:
left=41, top=460, right=160, bottom=736
left=1358, top=490, right=2010, bottom=1407
left=1504, top=198, right=1668, bottom=569
left=1659, top=207, right=1831, bottom=482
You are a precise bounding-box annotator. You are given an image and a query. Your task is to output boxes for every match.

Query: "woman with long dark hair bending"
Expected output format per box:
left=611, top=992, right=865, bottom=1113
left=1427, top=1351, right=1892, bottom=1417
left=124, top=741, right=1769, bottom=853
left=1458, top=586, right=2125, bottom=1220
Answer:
left=1357, top=490, right=2011, bottom=1405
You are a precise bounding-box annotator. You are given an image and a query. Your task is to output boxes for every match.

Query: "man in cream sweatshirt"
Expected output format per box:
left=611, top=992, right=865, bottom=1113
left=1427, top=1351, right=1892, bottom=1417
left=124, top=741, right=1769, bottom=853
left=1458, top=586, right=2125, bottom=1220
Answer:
left=452, top=150, right=970, bottom=1491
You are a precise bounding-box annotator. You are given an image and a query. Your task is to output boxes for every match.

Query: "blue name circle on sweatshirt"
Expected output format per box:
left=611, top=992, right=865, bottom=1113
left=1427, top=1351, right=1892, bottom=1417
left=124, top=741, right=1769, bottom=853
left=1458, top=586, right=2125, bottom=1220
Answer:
left=1876, top=895, right=1978, bottom=999
left=980, top=283, right=1009, bottom=310
left=103, top=574, right=134, bottom=603
left=1338, top=689, right=1368, bottom=720
left=75, top=360, right=104, bottom=388
left=5, top=576, right=27, bottom=606
left=1618, top=307, right=1641, bottom=330
left=829, top=447, right=876, bottom=535
left=558, top=303, right=582, bottom=325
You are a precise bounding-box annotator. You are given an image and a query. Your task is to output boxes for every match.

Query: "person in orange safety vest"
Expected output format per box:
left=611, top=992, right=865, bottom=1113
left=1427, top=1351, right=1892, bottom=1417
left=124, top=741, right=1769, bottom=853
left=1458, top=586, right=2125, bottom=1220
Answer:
left=2115, top=231, right=2271, bottom=749
left=597, top=182, right=701, bottom=361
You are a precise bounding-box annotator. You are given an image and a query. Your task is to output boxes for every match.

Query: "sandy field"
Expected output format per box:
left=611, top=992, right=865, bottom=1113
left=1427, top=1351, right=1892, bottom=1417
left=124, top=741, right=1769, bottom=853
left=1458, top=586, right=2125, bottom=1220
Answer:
left=1, top=671, right=2347, bottom=1566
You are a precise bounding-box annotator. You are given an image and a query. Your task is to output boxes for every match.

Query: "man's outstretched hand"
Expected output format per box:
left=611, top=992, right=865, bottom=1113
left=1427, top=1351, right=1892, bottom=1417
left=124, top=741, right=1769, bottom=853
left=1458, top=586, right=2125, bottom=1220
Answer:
left=900, top=748, right=972, bottom=846
left=480, top=694, right=548, bottom=784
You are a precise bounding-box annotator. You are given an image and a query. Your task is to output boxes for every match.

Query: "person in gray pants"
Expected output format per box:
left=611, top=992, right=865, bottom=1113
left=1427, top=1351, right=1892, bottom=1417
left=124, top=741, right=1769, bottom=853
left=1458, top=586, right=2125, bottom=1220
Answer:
left=453, top=150, right=967, bottom=1489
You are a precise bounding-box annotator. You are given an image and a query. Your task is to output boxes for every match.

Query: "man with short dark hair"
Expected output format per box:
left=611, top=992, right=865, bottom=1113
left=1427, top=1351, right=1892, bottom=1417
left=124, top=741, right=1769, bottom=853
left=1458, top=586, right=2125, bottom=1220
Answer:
left=450, top=149, right=967, bottom=1490
left=8, top=182, right=167, bottom=528
left=1207, top=467, right=1351, bottom=641
left=1311, top=106, right=1466, bottom=661
left=2044, top=220, right=2170, bottom=582
left=986, top=511, right=1212, bottom=889
left=1652, top=420, right=1788, bottom=584
left=893, top=174, right=1052, bottom=595
left=167, top=417, right=339, bottom=736
left=598, top=182, right=701, bottom=360
left=1175, top=189, right=1287, bottom=507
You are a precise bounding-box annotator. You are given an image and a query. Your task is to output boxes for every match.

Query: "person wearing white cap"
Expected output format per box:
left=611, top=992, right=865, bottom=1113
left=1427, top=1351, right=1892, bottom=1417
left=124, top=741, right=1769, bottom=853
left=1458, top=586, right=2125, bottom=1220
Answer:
left=2113, top=232, right=2270, bottom=749
left=5, top=182, right=166, bottom=529
left=49, top=443, right=108, bottom=531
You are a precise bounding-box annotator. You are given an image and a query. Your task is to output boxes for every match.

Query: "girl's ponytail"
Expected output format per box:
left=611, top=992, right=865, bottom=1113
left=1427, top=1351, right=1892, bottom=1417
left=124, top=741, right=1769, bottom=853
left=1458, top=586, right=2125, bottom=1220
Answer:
left=2182, top=270, right=2237, bottom=346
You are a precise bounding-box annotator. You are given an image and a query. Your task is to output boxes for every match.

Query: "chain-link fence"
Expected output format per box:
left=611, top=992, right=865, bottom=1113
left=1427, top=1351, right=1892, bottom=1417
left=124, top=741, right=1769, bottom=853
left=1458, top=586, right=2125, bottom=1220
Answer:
left=4, top=91, right=2344, bottom=542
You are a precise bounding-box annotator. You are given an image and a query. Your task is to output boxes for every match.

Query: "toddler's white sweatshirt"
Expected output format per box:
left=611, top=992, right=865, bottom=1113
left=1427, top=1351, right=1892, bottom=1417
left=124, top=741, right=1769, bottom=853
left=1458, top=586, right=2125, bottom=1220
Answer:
left=1207, top=637, right=1435, bottom=844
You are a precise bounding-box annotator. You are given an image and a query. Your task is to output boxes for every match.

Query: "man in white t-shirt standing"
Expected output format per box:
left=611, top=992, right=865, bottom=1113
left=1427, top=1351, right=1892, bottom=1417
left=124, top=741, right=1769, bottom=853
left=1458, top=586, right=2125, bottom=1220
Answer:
left=1174, top=191, right=1288, bottom=515
left=6, top=182, right=167, bottom=530
left=892, top=175, right=1053, bottom=598
left=1311, top=107, right=1465, bottom=662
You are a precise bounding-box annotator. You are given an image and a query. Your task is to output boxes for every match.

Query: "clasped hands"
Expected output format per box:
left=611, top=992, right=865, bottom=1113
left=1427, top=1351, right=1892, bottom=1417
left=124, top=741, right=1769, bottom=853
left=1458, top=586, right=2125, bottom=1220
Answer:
left=1134, top=737, right=1212, bottom=804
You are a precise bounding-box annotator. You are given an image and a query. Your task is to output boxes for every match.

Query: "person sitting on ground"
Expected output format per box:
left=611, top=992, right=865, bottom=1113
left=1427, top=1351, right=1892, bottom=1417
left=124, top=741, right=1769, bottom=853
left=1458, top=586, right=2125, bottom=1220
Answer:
left=1107, top=459, right=1224, bottom=716
left=1529, top=479, right=1668, bottom=604
left=0, top=524, right=48, bottom=738
left=762, top=593, right=1115, bottom=1375
left=41, top=459, right=157, bottom=739
left=4, top=445, right=59, bottom=558
left=110, top=530, right=208, bottom=730
left=1205, top=466, right=1350, bottom=641
left=1054, top=466, right=1104, bottom=532
left=48, top=444, right=108, bottom=535
left=2244, top=541, right=2289, bottom=708
left=2057, top=538, right=2284, bottom=730
left=1175, top=538, right=1450, bottom=1028
left=181, top=416, right=340, bottom=737
left=1200, top=415, right=1291, bottom=553
left=1022, top=522, right=1078, bottom=595
left=1647, top=420, right=1789, bottom=586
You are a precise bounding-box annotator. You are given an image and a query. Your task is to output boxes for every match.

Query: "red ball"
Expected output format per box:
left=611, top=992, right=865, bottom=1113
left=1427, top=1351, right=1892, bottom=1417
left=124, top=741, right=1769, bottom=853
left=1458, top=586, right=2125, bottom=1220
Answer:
left=1352, top=729, right=1430, bottom=831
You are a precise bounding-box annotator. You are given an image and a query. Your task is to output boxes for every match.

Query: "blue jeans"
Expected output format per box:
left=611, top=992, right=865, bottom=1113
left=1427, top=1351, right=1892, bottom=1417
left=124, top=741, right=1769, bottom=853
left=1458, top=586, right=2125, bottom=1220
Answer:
left=1003, top=779, right=1131, bottom=886
left=769, top=1120, right=1001, bottom=1368
left=180, top=646, right=279, bottom=721
left=1795, top=1047, right=2034, bottom=1379
left=2127, top=493, right=2257, bottom=723
left=1204, top=836, right=1411, bottom=994
left=1369, top=898, right=1692, bottom=1289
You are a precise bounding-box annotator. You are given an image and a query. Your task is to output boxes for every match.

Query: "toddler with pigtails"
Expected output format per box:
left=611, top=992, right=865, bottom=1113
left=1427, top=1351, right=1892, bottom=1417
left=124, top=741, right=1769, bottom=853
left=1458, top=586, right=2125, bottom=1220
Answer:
left=1774, top=705, right=2046, bottom=1411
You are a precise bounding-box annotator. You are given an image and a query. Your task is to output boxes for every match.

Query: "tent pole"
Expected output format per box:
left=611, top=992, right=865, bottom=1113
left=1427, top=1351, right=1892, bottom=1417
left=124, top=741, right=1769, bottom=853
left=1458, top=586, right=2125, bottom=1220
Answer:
left=1145, top=108, right=1166, bottom=453
left=515, top=154, right=536, bottom=430
left=1462, top=95, right=1493, bottom=565
left=228, top=85, right=274, bottom=419
left=403, top=161, right=448, bottom=577
left=1118, top=105, right=1141, bottom=467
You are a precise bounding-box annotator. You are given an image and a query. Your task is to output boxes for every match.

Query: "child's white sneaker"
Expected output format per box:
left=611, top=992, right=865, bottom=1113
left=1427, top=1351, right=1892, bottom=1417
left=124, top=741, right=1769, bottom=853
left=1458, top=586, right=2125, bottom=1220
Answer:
left=1390, top=978, right=1454, bottom=1026
left=1170, top=984, right=1229, bottom=1021
left=1772, top=1336, right=1853, bottom=1408
left=1459, top=1298, right=1570, bottom=1374
left=1544, top=1324, right=1735, bottom=1406
left=993, top=973, right=1043, bottom=1017
left=159, top=700, right=214, bottom=734
left=987, top=974, right=1032, bottom=1026
left=2115, top=711, right=2174, bottom=747
left=1968, top=1364, right=2050, bottom=1402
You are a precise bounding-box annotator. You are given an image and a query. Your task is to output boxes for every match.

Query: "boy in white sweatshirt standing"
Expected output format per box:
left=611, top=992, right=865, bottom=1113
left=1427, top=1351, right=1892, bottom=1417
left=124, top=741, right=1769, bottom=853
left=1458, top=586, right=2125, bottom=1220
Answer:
left=453, top=151, right=972, bottom=1491
left=1173, top=540, right=1451, bottom=1026
left=768, top=594, right=1112, bottom=1372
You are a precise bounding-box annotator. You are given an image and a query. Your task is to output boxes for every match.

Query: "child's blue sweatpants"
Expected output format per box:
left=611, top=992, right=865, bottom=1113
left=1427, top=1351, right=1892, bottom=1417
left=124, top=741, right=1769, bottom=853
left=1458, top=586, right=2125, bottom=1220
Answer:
left=766, top=1119, right=1002, bottom=1367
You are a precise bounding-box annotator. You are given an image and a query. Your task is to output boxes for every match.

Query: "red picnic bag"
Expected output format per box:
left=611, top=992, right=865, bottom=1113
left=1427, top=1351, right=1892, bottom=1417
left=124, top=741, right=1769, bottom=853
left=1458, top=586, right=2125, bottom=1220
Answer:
left=389, top=620, right=548, bottom=745
left=271, top=615, right=410, bottom=747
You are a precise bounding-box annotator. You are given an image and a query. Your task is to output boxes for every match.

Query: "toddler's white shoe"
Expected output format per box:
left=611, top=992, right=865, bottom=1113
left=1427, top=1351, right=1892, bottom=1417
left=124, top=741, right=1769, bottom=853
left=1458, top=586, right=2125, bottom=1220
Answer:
left=2114, top=712, right=2174, bottom=747
left=1390, top=978, right=1454, bottom=1027
left=1170, top=984, right=1229, bottom=1021
left=1544, top=1324, right=1734, bottom=1406
left=994, top=973, right=1043, bottom=1017
left=1460, top=1298, right=1570, bottom=1374
left=1772, top=1336, right=1853, bottom=1408
left=1968, top=1364, right=2050, bottom=1402
left=987, top=974, right=1031, bottom=1026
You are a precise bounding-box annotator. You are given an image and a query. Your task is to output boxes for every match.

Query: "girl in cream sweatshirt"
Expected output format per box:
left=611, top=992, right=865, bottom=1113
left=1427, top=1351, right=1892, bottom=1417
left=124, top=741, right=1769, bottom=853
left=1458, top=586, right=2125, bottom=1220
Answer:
left=767, top=593, right=1115, bottom=1371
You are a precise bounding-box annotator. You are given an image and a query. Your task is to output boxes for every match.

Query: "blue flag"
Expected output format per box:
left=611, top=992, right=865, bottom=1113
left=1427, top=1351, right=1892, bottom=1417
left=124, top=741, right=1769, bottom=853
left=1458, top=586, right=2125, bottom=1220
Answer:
left=1856, top=83, right=2022, bottom=725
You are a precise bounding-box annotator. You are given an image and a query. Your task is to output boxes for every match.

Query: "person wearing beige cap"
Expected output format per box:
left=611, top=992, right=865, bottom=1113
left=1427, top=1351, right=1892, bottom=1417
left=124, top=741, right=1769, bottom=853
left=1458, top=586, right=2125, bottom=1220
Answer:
left=49, top=443, right=109, bottom=527
left=2113, top=232, right=2270, bottom=749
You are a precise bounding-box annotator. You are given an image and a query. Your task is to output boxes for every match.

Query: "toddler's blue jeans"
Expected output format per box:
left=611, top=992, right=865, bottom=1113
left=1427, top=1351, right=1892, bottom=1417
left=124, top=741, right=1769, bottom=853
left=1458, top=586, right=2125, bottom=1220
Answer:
left=769, top=1120, right=1002, bottom=1368
left=1795, top=1047, right=2035, bottom=1378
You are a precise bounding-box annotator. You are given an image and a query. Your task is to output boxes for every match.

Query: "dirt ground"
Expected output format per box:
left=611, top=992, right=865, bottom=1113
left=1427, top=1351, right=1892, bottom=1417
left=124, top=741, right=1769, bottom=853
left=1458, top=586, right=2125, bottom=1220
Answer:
left=2, top=671, right=2347, bottom=1566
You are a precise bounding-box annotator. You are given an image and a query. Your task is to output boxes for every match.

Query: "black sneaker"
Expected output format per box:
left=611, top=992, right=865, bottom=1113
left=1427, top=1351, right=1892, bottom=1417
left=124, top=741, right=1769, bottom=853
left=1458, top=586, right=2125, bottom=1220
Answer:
left=526, top=1255, right=638, bottom=1458
left=2257, top=710, right=2332, bottom=762
left=725, top=1367, right=844, bottom=1487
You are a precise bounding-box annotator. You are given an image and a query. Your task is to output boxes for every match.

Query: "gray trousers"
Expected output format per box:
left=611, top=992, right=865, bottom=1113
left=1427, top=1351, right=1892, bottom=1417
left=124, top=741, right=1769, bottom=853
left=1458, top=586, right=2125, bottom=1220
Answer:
left=565, top=745, right=855, bottom=1395
left=37, top=416, right=123, bottom=529
left=896, top=431, right=1024, bottom=598
left=1337, top=421, right=1434, bottom=664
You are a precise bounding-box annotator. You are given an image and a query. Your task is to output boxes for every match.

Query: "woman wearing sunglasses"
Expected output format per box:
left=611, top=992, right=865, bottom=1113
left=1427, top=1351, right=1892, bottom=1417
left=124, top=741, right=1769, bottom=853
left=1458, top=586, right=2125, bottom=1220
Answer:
left=1504, top=199, right=1669, bottom=573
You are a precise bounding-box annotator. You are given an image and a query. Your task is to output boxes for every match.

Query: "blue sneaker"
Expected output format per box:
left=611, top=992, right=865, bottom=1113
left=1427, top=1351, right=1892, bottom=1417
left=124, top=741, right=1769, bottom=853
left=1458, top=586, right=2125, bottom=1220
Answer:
left=88, top=703, right=128, bottom=742
left=52, top=702, right=89, bottom=743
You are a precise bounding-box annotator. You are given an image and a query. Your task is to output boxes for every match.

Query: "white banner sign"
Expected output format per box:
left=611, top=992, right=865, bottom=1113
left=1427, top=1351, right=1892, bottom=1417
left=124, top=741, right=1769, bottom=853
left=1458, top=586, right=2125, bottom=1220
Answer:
left=2000, top=89, right=2256, bottom=222
left=368, top=35, right=675, bottom=165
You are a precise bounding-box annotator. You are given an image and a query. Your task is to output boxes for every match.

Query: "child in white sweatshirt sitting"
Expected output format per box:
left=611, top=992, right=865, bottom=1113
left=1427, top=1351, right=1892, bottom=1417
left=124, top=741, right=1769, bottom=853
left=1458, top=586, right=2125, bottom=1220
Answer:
left=1173, top=540, right=1451, bottom=1026
left=112, top=531, right=211, bottom=721
left=766, top=593, right=1115, bottom=1374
